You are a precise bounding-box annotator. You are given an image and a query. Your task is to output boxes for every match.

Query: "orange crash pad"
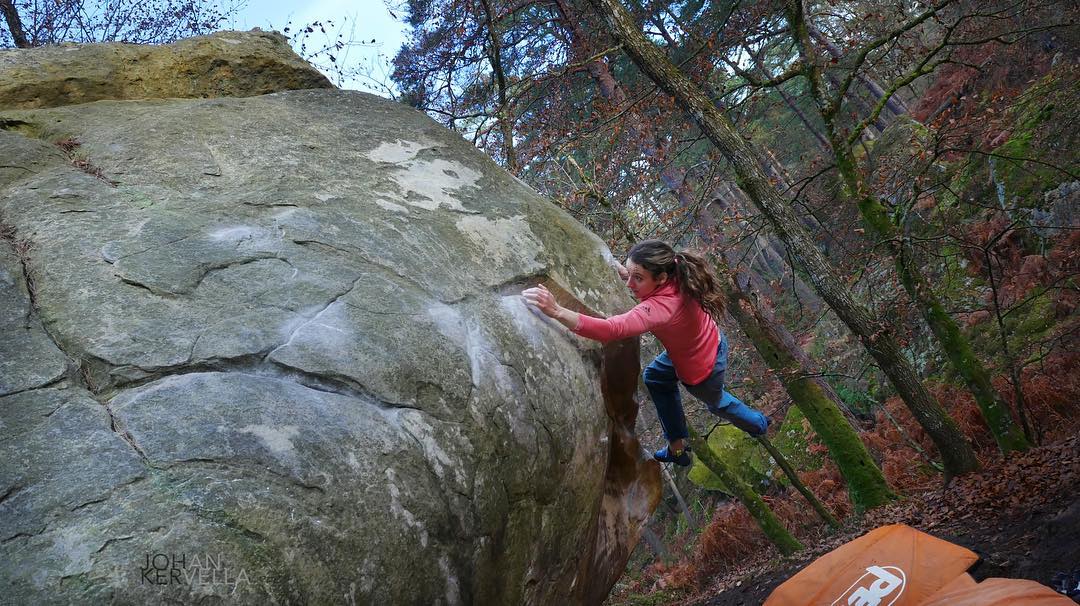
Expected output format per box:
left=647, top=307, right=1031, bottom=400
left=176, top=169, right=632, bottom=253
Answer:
left=765, top=524, right=1073, bottom=606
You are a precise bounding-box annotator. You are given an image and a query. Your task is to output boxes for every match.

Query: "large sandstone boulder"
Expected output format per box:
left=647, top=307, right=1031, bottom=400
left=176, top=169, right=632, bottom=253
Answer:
left=0, top=33, right=659, bottom=604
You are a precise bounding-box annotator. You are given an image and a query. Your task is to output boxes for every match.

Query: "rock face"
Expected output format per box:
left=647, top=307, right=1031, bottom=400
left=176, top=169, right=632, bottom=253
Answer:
left=0, top=31, right=333, bottom=110
left=0, top=33, right=659, bottom=604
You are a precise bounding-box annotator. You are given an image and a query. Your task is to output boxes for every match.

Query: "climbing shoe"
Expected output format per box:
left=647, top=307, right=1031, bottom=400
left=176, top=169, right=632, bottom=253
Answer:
left=654, top=444, right=692, bottom=467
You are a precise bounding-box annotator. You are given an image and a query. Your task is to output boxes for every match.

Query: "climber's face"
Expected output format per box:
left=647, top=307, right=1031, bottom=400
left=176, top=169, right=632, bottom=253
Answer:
left=624, top=260, right=667, bottom=300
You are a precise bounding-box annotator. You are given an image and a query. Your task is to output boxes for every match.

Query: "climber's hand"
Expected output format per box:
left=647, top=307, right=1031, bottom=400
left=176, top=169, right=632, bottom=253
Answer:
left=522, top=284, right=561, bottom=318
left=615, top=260, right=629, bottom=281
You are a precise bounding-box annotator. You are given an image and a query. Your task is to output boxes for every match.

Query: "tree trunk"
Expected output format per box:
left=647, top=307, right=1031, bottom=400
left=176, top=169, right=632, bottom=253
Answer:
left=479, top=0, right=517, bottom=172
left=786, top=0, right=1030, bottom=455
left=717, top=251, right=897, bottom=512
left=1, top=0, right=30, bottom=48
left=756, top=435, right=840, bottom=528
left=687, top=426, right=803, bottom=555
left=585, top=0, right=980, bottom=479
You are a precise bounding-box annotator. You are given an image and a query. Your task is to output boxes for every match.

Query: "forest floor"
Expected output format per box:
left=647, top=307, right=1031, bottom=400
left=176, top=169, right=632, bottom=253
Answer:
left=673, top=435, right=1080, bottom=605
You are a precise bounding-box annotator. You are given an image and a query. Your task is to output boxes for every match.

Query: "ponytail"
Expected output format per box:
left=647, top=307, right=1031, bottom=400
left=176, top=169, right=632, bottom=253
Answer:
left=673, top=250, right=726, bottom=322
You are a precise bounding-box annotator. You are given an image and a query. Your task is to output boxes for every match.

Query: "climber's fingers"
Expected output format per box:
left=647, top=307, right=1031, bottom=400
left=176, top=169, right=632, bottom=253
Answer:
left=522, top=285, right=557, bottom=315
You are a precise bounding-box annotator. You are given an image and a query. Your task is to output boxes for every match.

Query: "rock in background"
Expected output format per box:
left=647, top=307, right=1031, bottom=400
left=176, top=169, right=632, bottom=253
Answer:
left=0, top=30, right=333, bottom=110
left=0, top=32, right=660, bottom=605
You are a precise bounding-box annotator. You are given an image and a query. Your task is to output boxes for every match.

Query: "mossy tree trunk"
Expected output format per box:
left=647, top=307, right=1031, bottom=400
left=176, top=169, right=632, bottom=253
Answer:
left=755, top=435, right=840, bottom=528
left=718, top=255, right=897, bottom=512
left=585, top=0, right=980, bottom=479
left=784, top=0, right=1030, bottom=455
left=686, top=426, right=803, bottom=556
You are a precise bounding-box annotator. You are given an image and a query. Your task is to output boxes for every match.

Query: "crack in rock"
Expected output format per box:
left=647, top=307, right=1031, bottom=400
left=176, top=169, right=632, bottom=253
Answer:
left=117, top=254, right=286, bottom=297
left=268, top=273, right=364, bottom=356
left=101, top=400, right=151, bottom=464
left=92, top=535, right=134, bottom=554
left=103, top=232, right=197, bottom=265
left=163, top=457, right=327, bottom=494
left=68, top=475, right=147, bottom=513
left=0, top=484, right=23, bottom=507
left=266, top=359, right=422, bottom=412
left=1, top=376, right=67, bottom=399
left=187, top=254, right=288, bottom=293
left=1, top=531, right=38, bottom=545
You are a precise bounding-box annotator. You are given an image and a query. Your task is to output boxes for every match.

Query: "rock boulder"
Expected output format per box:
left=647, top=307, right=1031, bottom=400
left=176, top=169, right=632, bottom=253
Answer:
left=0, top=32, right=659, bottom=604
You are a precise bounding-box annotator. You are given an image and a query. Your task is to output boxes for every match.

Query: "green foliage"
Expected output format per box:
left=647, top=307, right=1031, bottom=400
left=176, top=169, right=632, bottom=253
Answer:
left=831, top=383, right=876, bottom=417
left=686, top=424, right=771, bottom=494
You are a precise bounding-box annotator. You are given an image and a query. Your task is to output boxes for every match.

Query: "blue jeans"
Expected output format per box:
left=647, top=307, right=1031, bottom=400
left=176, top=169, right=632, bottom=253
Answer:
left=643, top=334, right=767, bottom=441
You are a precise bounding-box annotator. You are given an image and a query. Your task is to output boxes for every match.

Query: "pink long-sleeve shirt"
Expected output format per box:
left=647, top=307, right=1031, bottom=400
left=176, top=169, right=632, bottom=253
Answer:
left=572, top=280, right=720, bottom=385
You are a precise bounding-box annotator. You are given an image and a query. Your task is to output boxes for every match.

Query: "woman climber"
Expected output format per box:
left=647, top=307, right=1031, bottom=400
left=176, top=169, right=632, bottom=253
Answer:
left=522, top=239, right=768, bottom=466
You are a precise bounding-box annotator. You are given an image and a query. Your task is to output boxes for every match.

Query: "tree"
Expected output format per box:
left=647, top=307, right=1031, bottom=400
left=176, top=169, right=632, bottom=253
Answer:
left=687, top=425, right=803, bottom=556
left=715, top=246, right=897, bottom=511
left=584, top=0, right=980, bottom=479
left=553, top=14, right=893, bottom=507
left=780, top=0, right=1034, bottom=453
left=392, top=0, right=536, bottom=164
left=0, top=0, right=235, bottom=48
left=0, top=0, right=28, bottom=48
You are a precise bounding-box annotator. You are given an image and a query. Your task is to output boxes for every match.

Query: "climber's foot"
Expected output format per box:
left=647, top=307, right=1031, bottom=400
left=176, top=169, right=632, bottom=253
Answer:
left=654, top=444, right=692, bottom=467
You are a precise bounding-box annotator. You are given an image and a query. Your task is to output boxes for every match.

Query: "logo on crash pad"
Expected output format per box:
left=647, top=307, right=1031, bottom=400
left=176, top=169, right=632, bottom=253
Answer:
left=831, top=565, right=906, bottom=606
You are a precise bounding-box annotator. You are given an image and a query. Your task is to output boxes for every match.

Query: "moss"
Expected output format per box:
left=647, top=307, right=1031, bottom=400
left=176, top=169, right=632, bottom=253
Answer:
left=687, top=425, right=802, bottom=555
left=805, top=331, right=828, bottom=360
left=965, top=291, right=1056, bottom=360
left=991, top=73, right=1079, bottom=204
left=939, top=70, right=1077, bottom=218
left=1010, top=291, right=1056, bottom=340
left=210, top=506, right=296, bottom=602
left=852, top=137, right=875, bottom=163
left=0, top=117, right=45, bottom=139
left=770, top=405, right=825, bottom=475
left=147, top=467, right=297, bottom=603
left=868, top=116, right=929, bottom=172
left=941, top=157, right=986, bottom=209
left=687, top=424, right=771, bottom=494
left=57, top=572, right=94, bottom=593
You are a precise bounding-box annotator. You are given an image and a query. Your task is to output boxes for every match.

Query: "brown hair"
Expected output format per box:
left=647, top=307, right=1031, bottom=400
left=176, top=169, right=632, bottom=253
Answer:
left=626, top=239, right=726, bottom=321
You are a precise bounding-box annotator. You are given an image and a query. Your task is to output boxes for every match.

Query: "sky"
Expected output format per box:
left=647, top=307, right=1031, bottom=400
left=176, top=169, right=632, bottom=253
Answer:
left=225, top=0, right=408, bottom=96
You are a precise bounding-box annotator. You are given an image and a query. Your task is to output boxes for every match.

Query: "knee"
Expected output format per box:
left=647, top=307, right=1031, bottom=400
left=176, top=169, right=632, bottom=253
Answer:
left=705, top=399, right=725, bottom=416
left=642, top=365, right=663, bottom=386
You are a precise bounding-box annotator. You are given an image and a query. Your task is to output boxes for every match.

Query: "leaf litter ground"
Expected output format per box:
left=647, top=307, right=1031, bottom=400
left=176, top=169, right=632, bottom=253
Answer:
left=683, top=435, right=1080, bottom=605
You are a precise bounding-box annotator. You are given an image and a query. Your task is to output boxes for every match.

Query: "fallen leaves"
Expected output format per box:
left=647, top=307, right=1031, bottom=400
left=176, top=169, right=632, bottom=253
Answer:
left=678, top=435, right=1080, bottom=606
